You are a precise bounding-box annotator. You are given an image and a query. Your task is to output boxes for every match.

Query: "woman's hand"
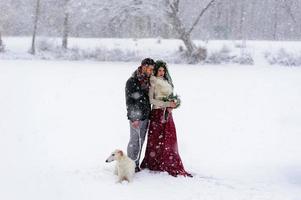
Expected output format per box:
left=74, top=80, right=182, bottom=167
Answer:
left=167, top=108, right=173, bottom=112
left=131, top=120, right=140, bottom=129
left=169, top=102, right=177, bottom=108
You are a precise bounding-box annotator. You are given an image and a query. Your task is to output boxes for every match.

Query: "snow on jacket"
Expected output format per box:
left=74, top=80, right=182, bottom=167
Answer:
left=125, top=72, right=151, bottom=122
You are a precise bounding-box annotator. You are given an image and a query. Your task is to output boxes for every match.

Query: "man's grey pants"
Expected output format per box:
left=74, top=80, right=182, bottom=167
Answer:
left=127, top=119, right=149, bottom=167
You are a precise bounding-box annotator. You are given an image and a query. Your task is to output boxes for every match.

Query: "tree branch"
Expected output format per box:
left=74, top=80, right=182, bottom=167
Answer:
left=167, top=0, right=178, bottom=14
left=186, top=0, right=217, bottom=36
left=282, top=1, right=297, bottom=24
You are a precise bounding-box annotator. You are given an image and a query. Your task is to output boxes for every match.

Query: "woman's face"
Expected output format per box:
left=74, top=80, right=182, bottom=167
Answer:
left=156, top=67, right=165, bottom=78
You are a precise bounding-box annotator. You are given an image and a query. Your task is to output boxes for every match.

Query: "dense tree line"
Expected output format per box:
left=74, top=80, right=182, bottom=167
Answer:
left=1, top=0, right=300, bottom=40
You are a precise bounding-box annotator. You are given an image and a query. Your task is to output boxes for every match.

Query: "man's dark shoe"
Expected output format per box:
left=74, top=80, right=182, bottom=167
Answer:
left=135, top=167, right=141, bottom=173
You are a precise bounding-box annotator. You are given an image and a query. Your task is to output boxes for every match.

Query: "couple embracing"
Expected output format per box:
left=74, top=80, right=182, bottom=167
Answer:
left=125, top=58, right=192, bottom=177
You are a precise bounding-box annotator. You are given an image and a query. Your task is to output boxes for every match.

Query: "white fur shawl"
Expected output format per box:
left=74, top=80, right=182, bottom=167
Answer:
left=149, top=76, right=173, bottom=108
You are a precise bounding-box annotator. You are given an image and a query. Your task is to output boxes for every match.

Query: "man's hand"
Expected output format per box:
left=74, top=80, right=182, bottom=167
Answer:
left=131, top=120, right=140, bottom=129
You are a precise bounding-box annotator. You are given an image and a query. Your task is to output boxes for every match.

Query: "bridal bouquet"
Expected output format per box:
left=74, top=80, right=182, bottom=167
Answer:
left=162, top=94, right=181, bottom=109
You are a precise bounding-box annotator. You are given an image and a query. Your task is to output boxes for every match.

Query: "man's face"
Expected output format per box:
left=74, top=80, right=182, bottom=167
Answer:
left=143, top=65, right=154, bottom=77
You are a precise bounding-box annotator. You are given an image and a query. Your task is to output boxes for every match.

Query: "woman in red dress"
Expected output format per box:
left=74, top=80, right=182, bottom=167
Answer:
left=140, top=60, right=192, bottom=177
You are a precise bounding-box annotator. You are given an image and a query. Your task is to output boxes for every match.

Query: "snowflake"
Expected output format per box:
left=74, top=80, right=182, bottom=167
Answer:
left=132, top=92, right=141, bottom=99
left=150, top=152, right=156, bottom=157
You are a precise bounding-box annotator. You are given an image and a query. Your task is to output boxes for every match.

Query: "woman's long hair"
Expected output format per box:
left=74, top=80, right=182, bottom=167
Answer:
left=153, top=60, right=174, bottom=88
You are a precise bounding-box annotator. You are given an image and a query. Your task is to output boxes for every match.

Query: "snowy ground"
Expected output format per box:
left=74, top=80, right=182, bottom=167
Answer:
left=1, top=37, right=301, bottom=65
left=0, top=60, right=301, bottom=200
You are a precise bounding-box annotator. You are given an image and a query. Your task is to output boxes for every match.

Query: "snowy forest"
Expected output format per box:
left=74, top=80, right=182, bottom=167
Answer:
left=1, top=0, right=301, bottom=64
left=1, top=0, right=301, bottom=40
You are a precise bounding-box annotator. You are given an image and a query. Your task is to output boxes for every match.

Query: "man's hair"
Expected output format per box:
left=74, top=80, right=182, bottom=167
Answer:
left=141, top=58, right=155, bottom=66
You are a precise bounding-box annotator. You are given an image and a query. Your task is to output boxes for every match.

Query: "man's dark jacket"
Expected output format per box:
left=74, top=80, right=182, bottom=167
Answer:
left=125, top=73, right=151, bottom=122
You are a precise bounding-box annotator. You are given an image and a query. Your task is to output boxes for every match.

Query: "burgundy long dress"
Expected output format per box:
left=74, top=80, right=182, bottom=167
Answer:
left=140, top=108, right=191, bottom=177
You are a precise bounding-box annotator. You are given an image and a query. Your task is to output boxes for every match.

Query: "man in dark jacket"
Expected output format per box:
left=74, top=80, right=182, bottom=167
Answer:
left=125, top=58, right=155, bottom=172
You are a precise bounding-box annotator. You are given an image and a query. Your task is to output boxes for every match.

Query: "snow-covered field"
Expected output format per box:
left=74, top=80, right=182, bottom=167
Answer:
left=1, top=37, right=301, bottom=66
left=0, top=60, right=301, bottom=200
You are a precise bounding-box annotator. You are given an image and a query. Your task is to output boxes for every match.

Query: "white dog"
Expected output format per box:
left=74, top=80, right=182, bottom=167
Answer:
left=105, top=149, right=135, bottom=183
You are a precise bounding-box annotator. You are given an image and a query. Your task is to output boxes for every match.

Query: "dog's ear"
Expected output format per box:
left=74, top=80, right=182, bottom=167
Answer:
left=118, top=150, right=123, bottom=156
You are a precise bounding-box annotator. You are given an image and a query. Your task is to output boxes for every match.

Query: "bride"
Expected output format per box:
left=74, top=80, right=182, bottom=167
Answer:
left=140, top=60, right=192, bottom=177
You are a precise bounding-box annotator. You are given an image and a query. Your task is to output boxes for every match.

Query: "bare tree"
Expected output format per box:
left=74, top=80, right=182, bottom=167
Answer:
left=282, top=0, right=299, bottom=37
left=166, top=0, right=217, bottom=62
left=62, top=0, right=70, bottom=49
left=238, top=0, right=246, bottom=40
left=0, top=1, right=12, bottom=52
left=282, top=0, right=297, bottom=24
left=272, top=0, right=280, bottom=40
left=0, top=31, right=4, bottom=52
left=102, top=0, right=165, bottom=38
left=30, top=0, right=41, bottom=55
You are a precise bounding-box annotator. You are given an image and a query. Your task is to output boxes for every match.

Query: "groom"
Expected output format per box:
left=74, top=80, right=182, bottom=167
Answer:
left=125, top=58, right=155, bottom=172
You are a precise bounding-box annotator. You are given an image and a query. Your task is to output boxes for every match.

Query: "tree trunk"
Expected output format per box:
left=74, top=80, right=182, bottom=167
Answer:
left=62, top=12, right=69, bottom=49
left=62, top=0, right=70, bottom=49
left=272, top=0, right=279, bottom=40
left=180, top=33, right=195, bottom=55
left=0, top=31, right=4, bottom=52
left=0, top=32, right=2, bottom=46
left=166, top=0, right=216, bottom=62
left=239, top=0, right=246, bottom=40
left=30, top=0, right=41, bottom=55
left=167, top=0, right=196, bottom=56
left=249, top=1, right=257, bottom=40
